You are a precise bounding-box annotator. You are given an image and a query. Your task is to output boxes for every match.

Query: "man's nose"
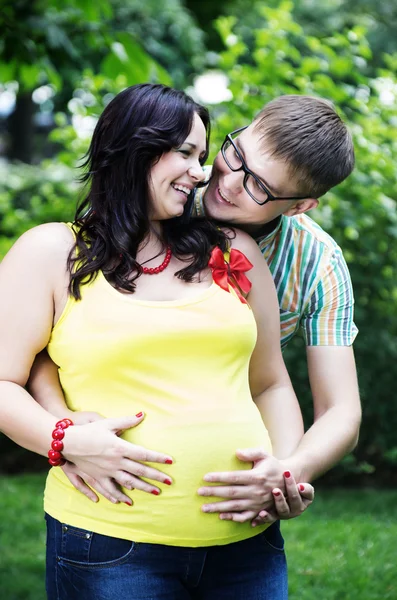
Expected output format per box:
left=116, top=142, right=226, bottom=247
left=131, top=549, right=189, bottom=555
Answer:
left=223, top=169, right=244, bottom=194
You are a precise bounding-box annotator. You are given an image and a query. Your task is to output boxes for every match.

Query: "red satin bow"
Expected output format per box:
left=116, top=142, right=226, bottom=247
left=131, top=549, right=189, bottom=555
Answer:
left=208, top=246, right=253, bottom=304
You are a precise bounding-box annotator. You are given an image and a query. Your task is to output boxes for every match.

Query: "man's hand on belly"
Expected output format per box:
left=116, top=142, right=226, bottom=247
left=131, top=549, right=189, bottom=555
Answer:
left=197, top=448, right=285, bottom=521
left=198, top=448, right=314, bottom=525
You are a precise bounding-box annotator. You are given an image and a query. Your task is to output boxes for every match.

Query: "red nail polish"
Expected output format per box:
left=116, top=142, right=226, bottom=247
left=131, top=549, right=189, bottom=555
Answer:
left=273, top=491, right=281, bottom=496
left=164, top=478, right=172, bottom=485
left=299, top=484, right=305, bottom=491
left=135, top=412, right=143, bottom=418
left=124, top=501, right=132, bottom=506
left=284, top=471, right=291, bottom=478
left=165, top=459, right=173, bottom=465
left=151, top=490, right=160, bottom=496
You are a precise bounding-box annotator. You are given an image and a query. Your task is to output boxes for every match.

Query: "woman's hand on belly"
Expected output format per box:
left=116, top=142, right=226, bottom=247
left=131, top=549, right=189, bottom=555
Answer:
left=61, top=413, right=174, bottom=502
left=197, top=447, right=285, bottom=521
left=60, top=462, right=132, bottom=505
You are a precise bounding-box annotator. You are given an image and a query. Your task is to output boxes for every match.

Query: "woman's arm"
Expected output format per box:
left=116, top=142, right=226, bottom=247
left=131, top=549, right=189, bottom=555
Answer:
left=198, top=231, right=309, bottom=522
left=0, top=224, right=68, bottom=453
left=0, top=224, right=173, bottom=498
left=241, top=232, right=304, bottom=458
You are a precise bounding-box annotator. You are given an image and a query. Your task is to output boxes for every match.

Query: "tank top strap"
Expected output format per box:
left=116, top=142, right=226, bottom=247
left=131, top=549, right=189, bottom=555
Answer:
left=63, top=222, right=86, bottom=275
left=63, top=221, right=78, bottom=240
left=223, top=246, right=231, bottom=263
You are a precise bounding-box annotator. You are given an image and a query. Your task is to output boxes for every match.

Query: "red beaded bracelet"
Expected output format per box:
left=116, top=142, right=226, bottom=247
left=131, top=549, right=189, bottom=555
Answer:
left=48, top=419, right=74, bottom=467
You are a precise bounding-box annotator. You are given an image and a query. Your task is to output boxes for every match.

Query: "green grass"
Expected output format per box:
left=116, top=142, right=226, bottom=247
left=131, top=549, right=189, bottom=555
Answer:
left=0, top=475, right=396, bottom=599
left=284, top=488, right=397, bottom=599
left=0, top=474, right=47, bottom=600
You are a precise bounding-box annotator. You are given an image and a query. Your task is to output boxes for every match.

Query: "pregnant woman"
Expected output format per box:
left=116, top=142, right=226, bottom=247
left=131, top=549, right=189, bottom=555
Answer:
left=0, top=84, right=304, bottom=599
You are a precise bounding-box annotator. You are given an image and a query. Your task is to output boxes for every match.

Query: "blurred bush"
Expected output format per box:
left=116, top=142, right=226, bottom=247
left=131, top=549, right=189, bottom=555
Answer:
left=0, top=162, right=77, bottom=245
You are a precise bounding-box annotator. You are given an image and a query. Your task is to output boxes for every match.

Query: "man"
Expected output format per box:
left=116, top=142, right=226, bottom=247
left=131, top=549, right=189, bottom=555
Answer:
left=194, top=95, right=361, bottom=525
left=30, top=94, right=361, bottom=524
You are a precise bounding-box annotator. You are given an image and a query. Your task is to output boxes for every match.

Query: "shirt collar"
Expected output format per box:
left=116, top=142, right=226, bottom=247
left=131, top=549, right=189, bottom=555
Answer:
left=252, top=216, right=283, bottom=245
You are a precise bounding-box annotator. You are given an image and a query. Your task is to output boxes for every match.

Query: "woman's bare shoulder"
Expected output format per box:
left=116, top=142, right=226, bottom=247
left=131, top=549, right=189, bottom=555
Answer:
left=18, top=221, right=74, bottom=244
left=1, top=223, right=75, bottom=273
left=226, top=228, right=264, bottom=266
left=11, top=222, right=73, bottom=253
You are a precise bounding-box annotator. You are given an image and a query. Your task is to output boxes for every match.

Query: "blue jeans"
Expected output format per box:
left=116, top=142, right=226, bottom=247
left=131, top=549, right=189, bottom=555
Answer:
left=45, top=514, right=287, bottom=599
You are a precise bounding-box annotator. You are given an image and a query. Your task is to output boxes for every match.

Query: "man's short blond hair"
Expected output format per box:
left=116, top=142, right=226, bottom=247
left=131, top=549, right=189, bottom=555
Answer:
left=254, top=95, right=355, bottom=197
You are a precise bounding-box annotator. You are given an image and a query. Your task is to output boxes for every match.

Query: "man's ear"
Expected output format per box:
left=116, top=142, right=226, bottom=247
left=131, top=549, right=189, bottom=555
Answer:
left=283, top=198, right=318, bottom=217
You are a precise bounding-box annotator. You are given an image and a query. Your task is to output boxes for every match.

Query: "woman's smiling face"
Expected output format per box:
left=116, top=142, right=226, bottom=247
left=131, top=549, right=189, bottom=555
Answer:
left=148, top=112, right=207, bottom=222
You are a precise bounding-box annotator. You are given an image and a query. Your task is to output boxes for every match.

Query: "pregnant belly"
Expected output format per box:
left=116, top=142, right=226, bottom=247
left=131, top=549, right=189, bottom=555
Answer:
left=119, top=404, right=272, bottom=546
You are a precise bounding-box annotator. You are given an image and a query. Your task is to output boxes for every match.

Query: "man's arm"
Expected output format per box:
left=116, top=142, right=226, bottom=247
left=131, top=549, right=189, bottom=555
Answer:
left=29, top=351, right=75, bottom=418
left=198, top=241, right=361, bottom=522
left=291, top=244, right=361, bottom=480
left=286, top=345, right=361, bottom=482
left=247, top=345, right=360, bottom=526
left=28, top=350, right=101, bottom=423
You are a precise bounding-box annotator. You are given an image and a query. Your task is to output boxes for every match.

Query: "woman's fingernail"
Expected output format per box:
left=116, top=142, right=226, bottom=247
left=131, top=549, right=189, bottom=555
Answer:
left=284, top=471, right=291, bottom=478
left=299, top=484, right=305, bottom=491
left=151, top=490, right=160, bottom=496
left=164, top=478, right=172, bottom=485
left=124, top=500, right=132, bottom=506
left=135, top=412, right=143, bottom=418
left=165, top=459, right=173, bottom=465
left=273, top=491, right=281, bottom=496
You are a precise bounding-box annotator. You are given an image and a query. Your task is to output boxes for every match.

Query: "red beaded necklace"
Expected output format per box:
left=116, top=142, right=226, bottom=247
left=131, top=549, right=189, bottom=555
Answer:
left=141, top=247, right=172, bottom=275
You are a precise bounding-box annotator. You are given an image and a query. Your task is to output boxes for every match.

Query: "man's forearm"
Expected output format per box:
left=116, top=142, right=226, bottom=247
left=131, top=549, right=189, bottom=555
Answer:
left=284, top=404, right=361, bottom=482
left=289, top=345, right=362, bottom=482
left=28, top=350, right=71, bottom=418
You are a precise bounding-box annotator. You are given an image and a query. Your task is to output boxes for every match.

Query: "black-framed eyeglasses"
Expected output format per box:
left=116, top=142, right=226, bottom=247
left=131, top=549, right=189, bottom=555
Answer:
left=221, top=126, right=309, bottom=206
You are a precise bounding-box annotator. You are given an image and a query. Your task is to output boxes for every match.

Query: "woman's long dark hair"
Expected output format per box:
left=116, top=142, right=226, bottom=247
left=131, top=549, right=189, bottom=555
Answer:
left=68, top=83, right=229, bottom=299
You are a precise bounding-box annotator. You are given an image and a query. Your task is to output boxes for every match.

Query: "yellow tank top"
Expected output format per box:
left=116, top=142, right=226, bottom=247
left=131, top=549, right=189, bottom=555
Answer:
left=44, top=235, right=272, bottom=547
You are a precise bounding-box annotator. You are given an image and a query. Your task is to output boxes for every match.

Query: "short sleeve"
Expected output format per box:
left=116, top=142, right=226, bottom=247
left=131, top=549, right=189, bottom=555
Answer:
left=301, top=248, right=358, bottom=346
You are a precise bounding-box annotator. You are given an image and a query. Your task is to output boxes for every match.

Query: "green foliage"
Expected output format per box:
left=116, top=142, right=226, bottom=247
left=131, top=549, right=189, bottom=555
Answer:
left=209, top=0, right=397, bottom=74
left=206, top=2, right=397, bottom=479
left=0, top=161, right=77, bottom=255
left=0, top=0, right=113, bottom=91
left=0, top=0, right=205, bottom=94
left=1, top=474, right=397, bottom=599
left=292, top=0, right=397, bottom=70
left=110, top=0, right=207, bottom=87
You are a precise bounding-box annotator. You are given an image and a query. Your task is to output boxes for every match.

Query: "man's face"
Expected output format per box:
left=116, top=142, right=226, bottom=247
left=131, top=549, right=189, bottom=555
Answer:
left=203, top=123, right=311, bottom=229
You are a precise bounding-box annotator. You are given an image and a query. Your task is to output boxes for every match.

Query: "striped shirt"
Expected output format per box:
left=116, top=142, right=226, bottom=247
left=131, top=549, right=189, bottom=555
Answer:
left=194, top=169, right=358, bottom=348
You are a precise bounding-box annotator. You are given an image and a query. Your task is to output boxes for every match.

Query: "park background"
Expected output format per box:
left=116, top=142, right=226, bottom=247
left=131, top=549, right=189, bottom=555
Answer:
left=0, top=0, right=396, bottom=598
